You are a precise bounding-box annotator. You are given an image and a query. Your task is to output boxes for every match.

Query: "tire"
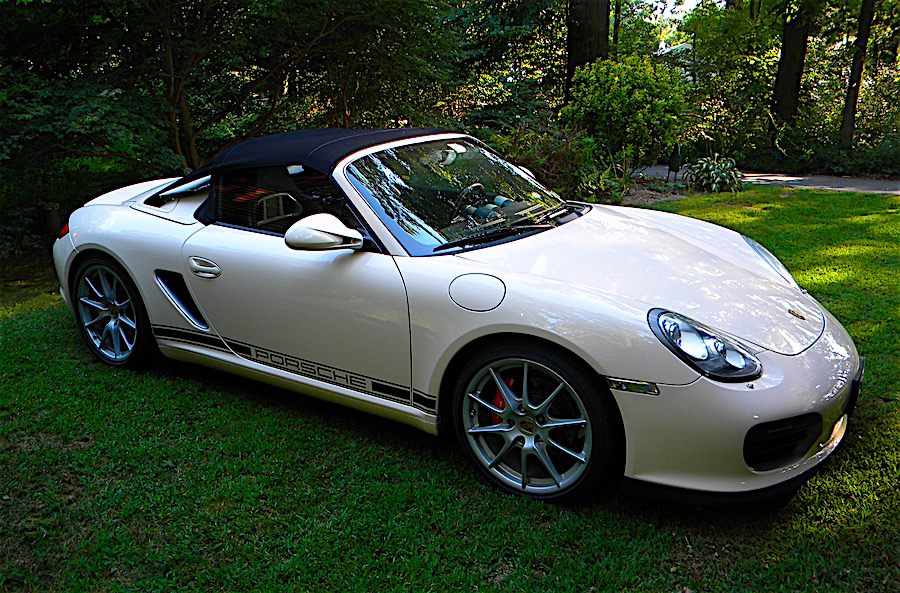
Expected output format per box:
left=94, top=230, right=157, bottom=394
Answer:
left=72, top=256, right=155, bottom=368
left=452, top=342, right=623, bottom=501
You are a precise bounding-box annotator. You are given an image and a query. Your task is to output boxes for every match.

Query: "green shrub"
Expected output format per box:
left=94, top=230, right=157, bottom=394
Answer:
left=476, top=121, right=629, bottom=203
left=560, top=56, right=684, bottom=174
left=684, top=154, right=743, bottom=193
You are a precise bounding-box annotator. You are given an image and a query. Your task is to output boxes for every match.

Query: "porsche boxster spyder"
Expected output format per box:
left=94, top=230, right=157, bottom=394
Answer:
left=52, top=129, right=864, bottom=501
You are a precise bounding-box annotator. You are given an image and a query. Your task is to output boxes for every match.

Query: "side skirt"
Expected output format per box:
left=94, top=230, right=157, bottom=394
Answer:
left=155, top=339, right=439, bottom=435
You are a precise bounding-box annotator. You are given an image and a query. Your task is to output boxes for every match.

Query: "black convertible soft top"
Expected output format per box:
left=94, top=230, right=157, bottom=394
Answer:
left=168, top=127, right=447, bottom=192
left=209, top=127, right=446, bottom=173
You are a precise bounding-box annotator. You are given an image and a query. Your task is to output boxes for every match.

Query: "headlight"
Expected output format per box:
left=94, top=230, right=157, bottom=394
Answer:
left=744, top=236, right=800, bottom=290
left=649, top=309, right=762, bottom=382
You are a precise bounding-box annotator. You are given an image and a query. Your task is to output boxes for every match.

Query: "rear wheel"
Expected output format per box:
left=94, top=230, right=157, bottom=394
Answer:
left=452, top=342, right=623, bottom=501
left=73, top=256, right=154, bottom=368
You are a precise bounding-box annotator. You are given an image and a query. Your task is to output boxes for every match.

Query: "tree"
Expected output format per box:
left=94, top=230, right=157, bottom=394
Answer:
left=771, top=0, right=823, bottom=124
left=677, top=4, right=780, bottom=158
left=127, top=0, right=365, bottom=168
left=2, top=0, right=456, bottom=171
left=272, top=0, right=455, bottom=129
left=599, top=0, right=611, bottom=61
left=565, top=0, right=610, bottom=101
left=839, top=0, right=876, bottom=148
left=449, top=0, right=565, bottom=123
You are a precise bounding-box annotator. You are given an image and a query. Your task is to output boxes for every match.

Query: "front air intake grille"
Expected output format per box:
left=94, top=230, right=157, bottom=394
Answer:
left=743, top=413, right=823, bottom=471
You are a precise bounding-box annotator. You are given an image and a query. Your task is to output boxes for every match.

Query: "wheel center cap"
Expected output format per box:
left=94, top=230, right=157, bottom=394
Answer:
left=518, top=418, right=536, bottom=435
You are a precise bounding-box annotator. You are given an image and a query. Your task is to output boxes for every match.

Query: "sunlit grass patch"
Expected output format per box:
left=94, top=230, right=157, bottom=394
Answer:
left=795, top=264, right=856, bottom=287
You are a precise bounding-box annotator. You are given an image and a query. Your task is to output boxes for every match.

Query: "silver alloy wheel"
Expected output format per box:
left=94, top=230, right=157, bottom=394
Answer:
left=461, top=358, right=592, bottom=495
left=76, top=264, right=138, bottom=362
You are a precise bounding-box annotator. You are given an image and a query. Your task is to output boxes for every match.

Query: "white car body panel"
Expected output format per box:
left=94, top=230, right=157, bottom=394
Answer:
left=181, top=224, right=412, bottom=401
left=52, top=132, right=863, bottom=497
left=58, top=192, right=203, bottom=330
left=394, top=254, right=702, bottom=401
left=458, top=205, right=824, bottom=355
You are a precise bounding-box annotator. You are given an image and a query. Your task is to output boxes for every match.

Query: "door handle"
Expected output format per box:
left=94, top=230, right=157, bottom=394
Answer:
left=188, top=256, right=221, bottom=279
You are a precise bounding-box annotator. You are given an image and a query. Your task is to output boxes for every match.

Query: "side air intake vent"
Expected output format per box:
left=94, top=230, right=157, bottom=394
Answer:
left=155, top=270, right=208, bottom=329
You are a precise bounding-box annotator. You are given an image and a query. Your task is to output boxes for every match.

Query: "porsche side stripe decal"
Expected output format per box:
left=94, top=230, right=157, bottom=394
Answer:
left=223, top=338, right=438, bottom=415
left=152, top=326, right=439, bottom=415
left=412, top=391, right=437, bottom=414
left=372, top=381, right=407, bottom=400
left=153, top=325, right=230, bottom=351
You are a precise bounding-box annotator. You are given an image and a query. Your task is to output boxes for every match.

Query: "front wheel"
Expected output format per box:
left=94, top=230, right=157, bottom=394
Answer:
left=72, top=256, right=155, bottom=368
left=452, top=343, right=623, bottom=501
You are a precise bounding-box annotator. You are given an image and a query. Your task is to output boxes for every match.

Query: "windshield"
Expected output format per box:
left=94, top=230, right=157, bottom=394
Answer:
left=345, top=138, right=567, bottom=255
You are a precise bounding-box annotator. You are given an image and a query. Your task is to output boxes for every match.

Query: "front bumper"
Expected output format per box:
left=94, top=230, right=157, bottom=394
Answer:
left=611, top=307, right=862, bottom=494
left=845, top=356, right=865, bottom=416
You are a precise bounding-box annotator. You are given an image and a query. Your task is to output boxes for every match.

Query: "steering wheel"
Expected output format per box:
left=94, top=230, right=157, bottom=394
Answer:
left=447, top=182, right=484, bottom=225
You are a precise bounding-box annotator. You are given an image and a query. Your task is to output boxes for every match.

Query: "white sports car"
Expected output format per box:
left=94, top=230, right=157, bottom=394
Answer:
left=53, top=129, right=864, bottom=501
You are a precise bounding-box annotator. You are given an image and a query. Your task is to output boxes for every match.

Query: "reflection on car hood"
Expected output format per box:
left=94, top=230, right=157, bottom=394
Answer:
left=457, top=205, right=825, bottom=355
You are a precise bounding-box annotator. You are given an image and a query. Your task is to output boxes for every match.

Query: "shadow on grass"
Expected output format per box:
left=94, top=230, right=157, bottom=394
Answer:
left=153, top=347, right=811, bottom=520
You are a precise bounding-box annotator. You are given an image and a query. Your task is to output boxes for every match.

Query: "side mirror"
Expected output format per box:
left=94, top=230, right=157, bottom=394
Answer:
left=284, top=213, right=364, bottom=251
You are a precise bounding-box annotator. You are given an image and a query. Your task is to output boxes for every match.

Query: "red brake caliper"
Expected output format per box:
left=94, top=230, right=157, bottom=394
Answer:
left=491, top=377, right=515, bottom=425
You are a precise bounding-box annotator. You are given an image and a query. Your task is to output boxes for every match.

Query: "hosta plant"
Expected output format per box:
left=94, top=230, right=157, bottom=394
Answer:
left=684, top=154, right=743, bottom=193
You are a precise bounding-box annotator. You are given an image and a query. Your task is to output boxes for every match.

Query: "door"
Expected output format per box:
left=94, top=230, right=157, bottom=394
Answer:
left=181, top=165, right=412, bottom=406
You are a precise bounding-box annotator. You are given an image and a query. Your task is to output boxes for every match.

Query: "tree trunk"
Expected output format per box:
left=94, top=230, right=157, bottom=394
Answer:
left=748, top=0, right=758, bottom=20
left=177, top=90, right=202, bottom=169
left=771, top=0, right=821, bottom=124
left=612, top=0, right=621, bottom=59
left=839, top=0, right=876, bottom=149
left=565, top=0, right=606, bottom=102
left=157, top=6, right=186, bottom=168
left=599, top=0, right=610, bottom=61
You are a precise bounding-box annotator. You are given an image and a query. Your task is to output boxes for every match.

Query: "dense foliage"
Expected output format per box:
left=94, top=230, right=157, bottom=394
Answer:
left=1, top=0, right=898, bottom=256
left=561, top=56, right=684, bottom=174
left=477, top=123, right=623, bottom=201
left=673, top=1, right=900, bottom=175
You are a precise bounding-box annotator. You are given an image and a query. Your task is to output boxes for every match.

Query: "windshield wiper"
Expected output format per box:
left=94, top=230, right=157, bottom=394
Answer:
left=531, top=203, right=575, bottom=224
left=433, top=224, right=551, bottom=253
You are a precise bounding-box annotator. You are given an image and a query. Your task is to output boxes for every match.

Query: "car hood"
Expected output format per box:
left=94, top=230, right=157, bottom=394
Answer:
left=456, top=205, right=824, bottom=355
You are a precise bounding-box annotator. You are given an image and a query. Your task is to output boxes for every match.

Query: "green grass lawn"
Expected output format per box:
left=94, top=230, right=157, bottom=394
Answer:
left=1, top=186, right=898, bottom=592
